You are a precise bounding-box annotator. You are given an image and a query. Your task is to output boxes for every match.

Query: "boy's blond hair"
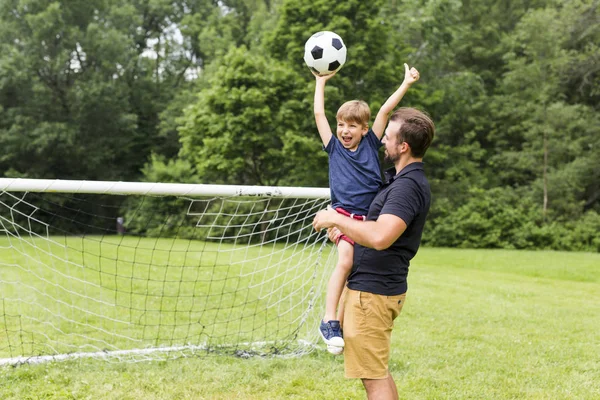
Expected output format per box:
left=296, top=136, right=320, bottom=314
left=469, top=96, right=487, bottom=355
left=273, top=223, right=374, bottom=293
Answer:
left=336, top=100, right=370, bottom=127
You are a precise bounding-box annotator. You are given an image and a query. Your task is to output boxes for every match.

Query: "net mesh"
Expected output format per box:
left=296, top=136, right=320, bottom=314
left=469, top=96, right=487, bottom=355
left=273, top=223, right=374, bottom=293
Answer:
left=0, top=189, right=335, bottom=364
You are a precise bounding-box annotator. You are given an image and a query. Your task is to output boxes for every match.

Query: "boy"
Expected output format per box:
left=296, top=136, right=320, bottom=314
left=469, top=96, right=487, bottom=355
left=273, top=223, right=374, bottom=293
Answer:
left=314, top=63, right=420, bottom=354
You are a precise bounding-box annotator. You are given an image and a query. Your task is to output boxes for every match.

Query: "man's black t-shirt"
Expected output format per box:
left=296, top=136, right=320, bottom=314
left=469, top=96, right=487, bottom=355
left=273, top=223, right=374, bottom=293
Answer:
left=347, top=162, right=431, bottom=296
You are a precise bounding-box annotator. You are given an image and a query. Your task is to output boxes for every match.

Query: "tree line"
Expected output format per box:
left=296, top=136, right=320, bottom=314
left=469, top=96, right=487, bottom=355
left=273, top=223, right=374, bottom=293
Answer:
left=0, top=0, right=598, bottom=251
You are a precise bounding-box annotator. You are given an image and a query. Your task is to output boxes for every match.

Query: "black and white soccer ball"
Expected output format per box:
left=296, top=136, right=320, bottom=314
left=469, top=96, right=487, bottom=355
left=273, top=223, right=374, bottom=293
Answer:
left=303, top=31, right=347, bottom=76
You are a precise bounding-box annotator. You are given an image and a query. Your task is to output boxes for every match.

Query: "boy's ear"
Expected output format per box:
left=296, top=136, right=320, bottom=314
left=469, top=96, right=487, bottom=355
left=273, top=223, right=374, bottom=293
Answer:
left=362, top=125, right=369, bottom=135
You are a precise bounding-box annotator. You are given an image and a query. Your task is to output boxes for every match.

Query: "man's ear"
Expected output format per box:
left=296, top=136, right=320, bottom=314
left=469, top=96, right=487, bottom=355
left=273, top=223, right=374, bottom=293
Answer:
left=401, top=141, right=411, bottom=154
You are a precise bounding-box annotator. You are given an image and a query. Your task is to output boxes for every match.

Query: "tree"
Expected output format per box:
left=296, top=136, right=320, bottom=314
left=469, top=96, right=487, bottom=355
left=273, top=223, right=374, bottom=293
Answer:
left=0, top=0, right=206, bottom=180
left=177, top=46, right=315, bottom=186
left=490, top=2, right=600, bottom=220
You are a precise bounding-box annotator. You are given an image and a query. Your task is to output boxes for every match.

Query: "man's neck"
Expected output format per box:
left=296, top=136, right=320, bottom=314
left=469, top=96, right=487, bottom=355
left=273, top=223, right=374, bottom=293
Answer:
left=395, top=156, right=422, bottom=175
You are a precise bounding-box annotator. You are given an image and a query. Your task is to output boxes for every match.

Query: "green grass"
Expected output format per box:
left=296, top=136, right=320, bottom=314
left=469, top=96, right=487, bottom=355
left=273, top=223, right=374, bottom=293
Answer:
left=0, top=235, right=332, bottom=357
left=1, top=246, right=600, bottom=399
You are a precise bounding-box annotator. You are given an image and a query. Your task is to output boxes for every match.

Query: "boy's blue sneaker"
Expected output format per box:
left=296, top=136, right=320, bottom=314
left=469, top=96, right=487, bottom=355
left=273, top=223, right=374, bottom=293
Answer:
left=319, top=320, right=344, bottom=347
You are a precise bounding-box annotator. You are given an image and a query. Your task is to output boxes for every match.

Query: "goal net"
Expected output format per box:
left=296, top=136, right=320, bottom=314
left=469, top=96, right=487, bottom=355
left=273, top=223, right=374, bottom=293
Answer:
left=0, top=179, right=335, bottom=365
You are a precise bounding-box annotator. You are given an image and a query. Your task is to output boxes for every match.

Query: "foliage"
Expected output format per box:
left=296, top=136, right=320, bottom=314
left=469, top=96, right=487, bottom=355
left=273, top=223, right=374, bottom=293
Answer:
left=0, top=0, right=208, bottom=180
left=0, top=0, right=598, bottom=250
left=426, top=187, right=600, bottom=251
left=177, top=45, right=315, bottom=186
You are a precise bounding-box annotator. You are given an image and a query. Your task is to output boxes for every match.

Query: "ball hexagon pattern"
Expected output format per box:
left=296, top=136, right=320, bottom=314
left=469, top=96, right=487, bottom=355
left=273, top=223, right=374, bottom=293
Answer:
left=303, top=31, right=347, bottom=76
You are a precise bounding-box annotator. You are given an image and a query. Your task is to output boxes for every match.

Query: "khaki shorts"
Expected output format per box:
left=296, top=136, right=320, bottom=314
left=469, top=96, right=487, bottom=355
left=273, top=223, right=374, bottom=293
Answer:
left=340, top=287, right=406, bottom=379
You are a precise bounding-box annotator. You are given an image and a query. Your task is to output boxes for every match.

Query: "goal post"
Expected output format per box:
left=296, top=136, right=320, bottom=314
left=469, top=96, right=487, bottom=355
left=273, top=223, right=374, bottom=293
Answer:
left=0, top=178, right=335, bottom=365
left=0, top=178, right=330, bottom=198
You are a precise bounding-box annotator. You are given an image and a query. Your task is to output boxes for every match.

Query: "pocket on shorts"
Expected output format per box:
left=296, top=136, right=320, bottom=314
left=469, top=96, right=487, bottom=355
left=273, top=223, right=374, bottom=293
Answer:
left=358, top=290, right=372, bottom=312
left=387, top=293, right=406, bottom=323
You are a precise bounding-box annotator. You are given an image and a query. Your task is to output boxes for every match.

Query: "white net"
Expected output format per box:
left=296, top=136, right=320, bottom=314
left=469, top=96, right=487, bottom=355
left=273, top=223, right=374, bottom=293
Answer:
left=0, top=180, right=335, bottom=365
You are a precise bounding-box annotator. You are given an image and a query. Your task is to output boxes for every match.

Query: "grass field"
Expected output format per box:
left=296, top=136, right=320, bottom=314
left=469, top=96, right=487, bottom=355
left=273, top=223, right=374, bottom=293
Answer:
left=0, top=235, right=333, bottom=359
left=1, top=246, right=599, bottom=399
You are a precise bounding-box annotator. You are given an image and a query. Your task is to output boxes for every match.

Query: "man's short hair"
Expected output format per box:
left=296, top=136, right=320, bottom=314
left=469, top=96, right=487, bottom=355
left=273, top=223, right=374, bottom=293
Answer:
left=390, top=108, right=435, bottom=158
left=336, top=100, right=370, bottom=127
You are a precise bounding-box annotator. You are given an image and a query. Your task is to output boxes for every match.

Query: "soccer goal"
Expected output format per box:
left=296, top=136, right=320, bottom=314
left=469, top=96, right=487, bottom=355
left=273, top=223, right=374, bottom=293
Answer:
left=0, top=178, right=335, bottom=365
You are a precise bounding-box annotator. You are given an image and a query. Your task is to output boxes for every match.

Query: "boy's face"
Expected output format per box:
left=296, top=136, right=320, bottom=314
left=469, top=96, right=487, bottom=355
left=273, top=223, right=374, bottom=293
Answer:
left=336, top=119, right=369, bottom=151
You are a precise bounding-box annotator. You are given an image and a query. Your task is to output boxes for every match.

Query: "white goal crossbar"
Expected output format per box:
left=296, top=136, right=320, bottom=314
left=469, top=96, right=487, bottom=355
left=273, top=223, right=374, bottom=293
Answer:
left=0, top=178, right=330, bottom=198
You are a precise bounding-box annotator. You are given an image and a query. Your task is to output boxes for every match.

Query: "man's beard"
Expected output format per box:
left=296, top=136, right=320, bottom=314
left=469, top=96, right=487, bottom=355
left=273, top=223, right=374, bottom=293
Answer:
left=384, top=151, right=399, bottom=164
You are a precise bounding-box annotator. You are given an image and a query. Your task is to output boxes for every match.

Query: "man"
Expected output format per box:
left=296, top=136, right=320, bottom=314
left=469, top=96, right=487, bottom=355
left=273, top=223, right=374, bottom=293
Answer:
left=313, top=107, right=435, bottom=400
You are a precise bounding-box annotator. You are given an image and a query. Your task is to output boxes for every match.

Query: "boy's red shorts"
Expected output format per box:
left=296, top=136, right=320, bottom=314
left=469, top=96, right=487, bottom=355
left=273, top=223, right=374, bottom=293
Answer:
left=334, top=207, right=366, bottom=245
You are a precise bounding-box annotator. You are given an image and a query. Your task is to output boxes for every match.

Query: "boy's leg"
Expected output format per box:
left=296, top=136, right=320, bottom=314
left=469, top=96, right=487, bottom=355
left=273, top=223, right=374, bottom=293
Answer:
left=336, top=286, right=347, bottom=322
left=324, top=239, right=353, bottom=321
left=319, top=239, right=353, bottom=350
left=326, top=285, right=348, bottom=355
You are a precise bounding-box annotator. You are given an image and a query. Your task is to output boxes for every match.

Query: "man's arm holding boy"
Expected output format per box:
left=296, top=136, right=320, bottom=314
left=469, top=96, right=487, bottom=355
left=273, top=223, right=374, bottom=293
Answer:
left=371, top=64, right=420, bottom=139
left=313, top=209, right=407, bottom=251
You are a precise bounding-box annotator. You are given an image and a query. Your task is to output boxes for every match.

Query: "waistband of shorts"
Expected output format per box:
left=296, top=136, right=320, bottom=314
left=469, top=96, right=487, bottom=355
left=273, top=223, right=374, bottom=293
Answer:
left=335, top=207, right=366, bottom=221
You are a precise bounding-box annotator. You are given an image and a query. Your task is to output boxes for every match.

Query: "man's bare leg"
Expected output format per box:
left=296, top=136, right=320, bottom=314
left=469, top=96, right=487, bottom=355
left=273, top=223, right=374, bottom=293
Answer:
left=362, top=375, right=398, bottom=400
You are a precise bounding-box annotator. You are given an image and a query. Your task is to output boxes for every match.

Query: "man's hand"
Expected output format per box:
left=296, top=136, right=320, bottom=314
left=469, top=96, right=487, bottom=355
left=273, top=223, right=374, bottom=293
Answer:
left=403, top=63, right=420, bottom=86
left=312, top=207, right=340, bottom=232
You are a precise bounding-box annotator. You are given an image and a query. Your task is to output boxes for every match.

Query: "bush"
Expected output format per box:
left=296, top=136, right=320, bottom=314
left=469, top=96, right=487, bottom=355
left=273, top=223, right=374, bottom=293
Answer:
left=425, top=187, right=599, bottom=252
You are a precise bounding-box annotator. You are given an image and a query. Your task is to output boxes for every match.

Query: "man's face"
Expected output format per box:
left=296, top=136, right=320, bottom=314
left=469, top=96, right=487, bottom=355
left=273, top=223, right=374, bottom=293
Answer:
left=383, top=120, right=403, bottom=164
left=336, top=120, right=368, bottom=151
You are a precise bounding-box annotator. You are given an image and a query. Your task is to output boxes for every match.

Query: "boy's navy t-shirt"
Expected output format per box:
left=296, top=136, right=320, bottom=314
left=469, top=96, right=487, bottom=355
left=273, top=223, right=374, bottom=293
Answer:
left=324, top=129, right=382, bottom=215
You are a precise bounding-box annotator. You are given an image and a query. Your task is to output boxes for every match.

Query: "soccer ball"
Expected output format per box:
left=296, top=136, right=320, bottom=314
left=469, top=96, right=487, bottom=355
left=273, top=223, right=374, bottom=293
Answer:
left=303, top=31, right=347, bottom=76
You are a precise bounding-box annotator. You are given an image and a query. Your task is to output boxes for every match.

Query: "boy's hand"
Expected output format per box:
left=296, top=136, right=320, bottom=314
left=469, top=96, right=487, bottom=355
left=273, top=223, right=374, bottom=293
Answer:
left=327, top=227, right=343, bottom=243
left=403, top=63, right=420, bottom=86
left=312, top=70, right=337, bottom=83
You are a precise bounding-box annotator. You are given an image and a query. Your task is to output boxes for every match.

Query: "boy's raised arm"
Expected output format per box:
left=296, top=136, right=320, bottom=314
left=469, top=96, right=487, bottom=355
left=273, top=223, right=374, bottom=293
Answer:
left=313, top=72, right=337, bottom=147
left=372, top=63, right=420, bottom=139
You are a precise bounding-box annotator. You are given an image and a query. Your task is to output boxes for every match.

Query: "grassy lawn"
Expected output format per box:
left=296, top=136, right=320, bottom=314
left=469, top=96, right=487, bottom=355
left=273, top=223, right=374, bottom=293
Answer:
left=1, top=245, right=599, bottom=399
left=0, top=234, right=333, bottom=359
